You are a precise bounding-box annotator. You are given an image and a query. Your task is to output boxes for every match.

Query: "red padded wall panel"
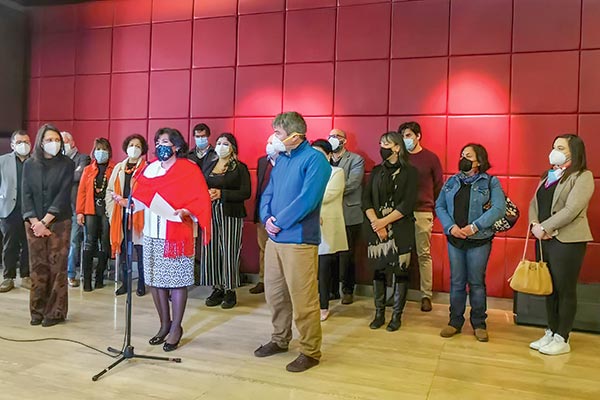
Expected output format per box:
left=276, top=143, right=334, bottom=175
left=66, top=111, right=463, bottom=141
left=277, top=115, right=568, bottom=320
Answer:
left=112, top=25, right=150, bottom=73
left=76, top=28, right=112, bottom=75
left=114, top=0, right=152, bottom=26
left=506, top=177, right=540, bottom=239
left=337, top=3, right=391, bottom=61
left=286, top=8, right=335, bottom=63
left=332, top=117, right=388, bottom=171
left=450, top=0, right=512, bottom=55
left=42, top=4, right=77, bottom=33
left=283, top=63, right=334, bottom=117
left=28, top=79, right=40, bottom=122
left=392, top=0, right=449, bottom=58
left=237, top=13, right=284, bottom=66
left=191, top=68, right=235, bottom=118
left=194, top=0, right=237, bottom=18
left=585, top=181, right=600, bottom=251
left=287, top=0, right=336, bottom=10
left=74, top=75, right=110, bottom=120
left=579, top=114, right=600, bottom=178
left=39, top=76, right=74, bottom=121
left=304, top=117, right=333, bottom=139
left=389, top=58, right=448, bottom=115
left=388, top=116, right=447, bottom=170
left=109, top=120, right=148, bottom=158
left=582, top=0, right=600, bottom=49
left=509, top=115, right=577, bottom=176
left=581, top=243, right=600, bottom=283
left=339, top=0, right=389, bottom=5
left=151, top=21, right=192, bottom=71
left=238, top=0, right=285, bottom=14
left=487, top=238, right=507, bottom=298
left=110, top=72, right=149, bottom=119
left=77, top=1, right=114, bottom=29
left=149, top=70, right=191, bottom=119
left=152, top=0, right=193, bottom=23
left=511, top=51, right=579, bottom=113
left=30, top=36, right=42, bottom=78
left=447, top=116, right=509, bottom=176
left=334, top=60, right=389, bottom=116
left=579, top=50, right=600, bottom=113
left=430, top=233, right=447, bottom=292
left=73, top=120, right=110, bottom=156
left=192, top=17, right=236, bottom=68
left=235, top=65, right=283, bottom=117
left=40, top=32, right=76, bottom=77
left=513, top=0, right=581, bottom=52
left=448, top=55, right=510, bottom=115
left=234, top=118, right=274, bottom=169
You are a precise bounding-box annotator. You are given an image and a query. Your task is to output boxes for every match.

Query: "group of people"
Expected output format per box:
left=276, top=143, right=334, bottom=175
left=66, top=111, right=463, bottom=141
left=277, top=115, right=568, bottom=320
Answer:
left=0, top=110, right=593, bottom=372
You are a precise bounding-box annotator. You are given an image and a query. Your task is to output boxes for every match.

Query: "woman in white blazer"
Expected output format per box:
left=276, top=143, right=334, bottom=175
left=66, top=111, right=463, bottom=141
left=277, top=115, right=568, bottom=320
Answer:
left=312, top=140, right=348, bottom=321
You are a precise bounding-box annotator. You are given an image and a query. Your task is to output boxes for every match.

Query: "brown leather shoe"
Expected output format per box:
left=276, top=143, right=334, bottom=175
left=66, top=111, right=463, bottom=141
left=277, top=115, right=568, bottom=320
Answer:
left=249, top=282, right=264, bottom=294
left=474, top=328, right=489, bottom=342
left=0, top=278, right=14, bottom=293
left=42, top=317, right=65, bottom=327
left=286, top=354, right=319, bottom=372
left=440, top=325, right=461, bottom=338
left=421, top=297, right=432, bottom=312
left=68, top=278, right=80, bottom=288
left=341, top=293, right=353, bottom=305
left=254, top=341, right=288, bottom=358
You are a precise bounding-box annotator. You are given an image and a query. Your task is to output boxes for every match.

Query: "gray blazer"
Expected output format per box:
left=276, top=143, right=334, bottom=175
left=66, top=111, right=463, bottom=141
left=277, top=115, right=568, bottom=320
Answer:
left=336, top=150, right=365, bottom=226
left=529, top=170, right=595, bottom=243
left=0, top=152, right=18, bottom=218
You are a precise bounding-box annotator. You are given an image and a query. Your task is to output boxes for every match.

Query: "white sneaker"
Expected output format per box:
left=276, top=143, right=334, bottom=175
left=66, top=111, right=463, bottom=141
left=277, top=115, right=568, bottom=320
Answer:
left=530, top=329, right=554, bottom=350
left=539, top=333, right=570, bottom=355
left=20, top=277, right=32, bottom=290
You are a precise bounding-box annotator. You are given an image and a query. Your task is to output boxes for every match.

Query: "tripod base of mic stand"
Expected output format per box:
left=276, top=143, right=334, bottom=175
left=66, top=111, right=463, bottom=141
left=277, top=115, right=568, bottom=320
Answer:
left=92, top=345, right=181, bottom=381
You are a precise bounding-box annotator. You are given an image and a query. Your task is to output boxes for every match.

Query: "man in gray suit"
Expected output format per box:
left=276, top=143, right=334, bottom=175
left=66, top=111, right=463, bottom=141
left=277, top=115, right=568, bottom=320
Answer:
left=0, top=130, right=31, bottom=293
left=62, top=131, right=91, bottom=287
left=328, top=128, right=365, bottom=305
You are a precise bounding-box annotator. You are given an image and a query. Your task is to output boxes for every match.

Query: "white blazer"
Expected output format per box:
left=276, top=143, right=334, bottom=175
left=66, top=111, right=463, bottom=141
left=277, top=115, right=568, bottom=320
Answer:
left=319, top=166, right=348, bottom=255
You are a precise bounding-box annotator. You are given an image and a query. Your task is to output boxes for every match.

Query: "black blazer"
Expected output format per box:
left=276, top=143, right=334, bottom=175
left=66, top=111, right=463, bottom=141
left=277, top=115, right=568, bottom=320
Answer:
left=189, top=146, right=219, bottom=178
left=253, top=156, right=272, bottom=223
left=22, top=155, right=75, bottom=223
left=70, top=151, right=91, bottom=210
left=206, top=160, right=251, bottom=219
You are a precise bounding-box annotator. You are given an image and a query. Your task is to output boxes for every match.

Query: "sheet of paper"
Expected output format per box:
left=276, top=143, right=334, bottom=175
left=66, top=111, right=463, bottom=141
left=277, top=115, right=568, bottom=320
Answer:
left=149, top=193, right=182, bottom=222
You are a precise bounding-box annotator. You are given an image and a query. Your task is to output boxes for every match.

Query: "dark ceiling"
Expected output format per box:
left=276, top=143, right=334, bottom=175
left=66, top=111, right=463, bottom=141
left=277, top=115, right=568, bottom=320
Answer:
left=10, top=0, right=90, bottom=6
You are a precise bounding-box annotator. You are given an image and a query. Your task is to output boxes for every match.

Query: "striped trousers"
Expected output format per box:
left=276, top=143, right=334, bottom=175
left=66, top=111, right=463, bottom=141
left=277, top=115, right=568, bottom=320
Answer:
left=199, top=201, right=243, bottom=290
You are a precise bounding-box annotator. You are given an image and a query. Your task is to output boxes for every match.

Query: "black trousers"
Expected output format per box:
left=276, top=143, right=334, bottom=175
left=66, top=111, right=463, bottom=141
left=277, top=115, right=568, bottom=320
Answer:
left=537, top=239, right=587, bottom=339
left=0, top=210, right=29, bottom=279
left=318, top=253, right=338, bottom=309
left=83, top=214, right=110, bottom=255
left=332, top=224, right=361, bottom=295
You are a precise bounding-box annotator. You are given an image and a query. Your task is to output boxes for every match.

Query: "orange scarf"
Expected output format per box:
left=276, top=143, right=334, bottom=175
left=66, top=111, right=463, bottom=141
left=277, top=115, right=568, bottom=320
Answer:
left=109, top=160, right=146, bottom=257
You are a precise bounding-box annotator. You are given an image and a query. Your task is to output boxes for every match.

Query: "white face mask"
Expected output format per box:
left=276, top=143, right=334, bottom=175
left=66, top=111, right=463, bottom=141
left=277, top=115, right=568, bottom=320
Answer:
left=549, top=149, right=567, bottom=166
left=14, top=142, right=31, bottom=157
left=328, top=137, right=340, bottom=152
left=127, top=146, right=142, bottom=160
left=43, top=142, right=61, bottom=157
left=63, top=143, right=72, bottom=155
left=215, top=143, right=231, bottom=159
left=270, top=136, right=287, bottom=154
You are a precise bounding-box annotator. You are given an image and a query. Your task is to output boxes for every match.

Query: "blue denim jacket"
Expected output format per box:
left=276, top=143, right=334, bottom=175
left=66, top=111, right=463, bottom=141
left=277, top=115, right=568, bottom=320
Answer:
left=435, top=173, right=506, bottom=240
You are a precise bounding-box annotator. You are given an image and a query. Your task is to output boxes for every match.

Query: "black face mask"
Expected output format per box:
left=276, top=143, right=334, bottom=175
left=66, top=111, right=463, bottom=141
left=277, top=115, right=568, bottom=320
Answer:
left=380, top=147, right=394, bottom=161
left=458, top=157, right=473, bottom=172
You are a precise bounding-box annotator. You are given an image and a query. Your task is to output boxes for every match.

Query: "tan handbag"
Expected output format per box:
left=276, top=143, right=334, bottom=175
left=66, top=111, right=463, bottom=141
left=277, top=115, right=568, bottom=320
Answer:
left=508, top=232, right=553, bottom=295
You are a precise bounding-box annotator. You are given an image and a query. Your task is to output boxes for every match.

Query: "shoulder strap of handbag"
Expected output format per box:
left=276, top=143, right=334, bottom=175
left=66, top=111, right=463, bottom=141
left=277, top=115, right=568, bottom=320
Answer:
left=523, top=227, right=544, bottom=262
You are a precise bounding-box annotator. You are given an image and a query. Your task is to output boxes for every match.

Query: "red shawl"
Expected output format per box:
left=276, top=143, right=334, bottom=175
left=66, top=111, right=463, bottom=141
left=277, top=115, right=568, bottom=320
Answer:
left=133, top=158, right=212, bottom=258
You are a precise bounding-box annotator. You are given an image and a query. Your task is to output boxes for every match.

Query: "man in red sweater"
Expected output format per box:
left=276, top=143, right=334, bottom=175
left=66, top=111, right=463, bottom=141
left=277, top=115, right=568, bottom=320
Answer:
left=399, top=122, right=443, bottom=312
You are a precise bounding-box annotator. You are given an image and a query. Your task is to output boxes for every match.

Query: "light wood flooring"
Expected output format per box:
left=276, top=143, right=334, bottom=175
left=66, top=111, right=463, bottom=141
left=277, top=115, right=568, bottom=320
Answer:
left=1, top=279, right=599, bottom=400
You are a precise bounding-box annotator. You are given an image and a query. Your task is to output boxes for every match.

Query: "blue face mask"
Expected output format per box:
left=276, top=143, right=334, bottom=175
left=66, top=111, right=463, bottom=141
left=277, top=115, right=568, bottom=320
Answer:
left=156, top=145, right=174, bottom=162
left=195, top=136, right=209, bottom=149
left=403, top=138, right=415, bottom=152
left=94, top=149, right=109, bottom=164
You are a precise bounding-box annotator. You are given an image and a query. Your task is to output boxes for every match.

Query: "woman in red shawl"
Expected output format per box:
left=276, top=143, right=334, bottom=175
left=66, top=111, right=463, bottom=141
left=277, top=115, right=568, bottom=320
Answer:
left=133, top=128, right=211, bottom=352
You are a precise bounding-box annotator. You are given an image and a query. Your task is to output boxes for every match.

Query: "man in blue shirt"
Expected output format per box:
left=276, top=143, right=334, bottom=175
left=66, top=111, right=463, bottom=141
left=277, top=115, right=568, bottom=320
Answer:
left=254, top=112, right=330, bottom=373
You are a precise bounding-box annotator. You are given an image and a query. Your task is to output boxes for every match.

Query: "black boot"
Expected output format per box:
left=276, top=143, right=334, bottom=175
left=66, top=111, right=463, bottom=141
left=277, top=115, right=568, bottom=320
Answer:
left=369, top=279, right=386, bottom=329
left=387, top=280, right=408, bottom=332
left=115, top=261, right=127, bottom=296
left=136, top=260, right=146, bottom=296
left=82, top=250, right=93, bottom=292
left=95, top=251, right=107, bottom=289
left=221, top=290, right=237, bottom=309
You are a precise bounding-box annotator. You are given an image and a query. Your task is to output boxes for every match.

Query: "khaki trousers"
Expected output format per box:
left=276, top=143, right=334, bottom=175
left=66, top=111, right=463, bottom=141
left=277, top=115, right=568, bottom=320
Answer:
left=256, top=223, right=268, bottom=281
left=414, top=211, right=434, bottom=298
left=264, top=239, right=322, bottom=360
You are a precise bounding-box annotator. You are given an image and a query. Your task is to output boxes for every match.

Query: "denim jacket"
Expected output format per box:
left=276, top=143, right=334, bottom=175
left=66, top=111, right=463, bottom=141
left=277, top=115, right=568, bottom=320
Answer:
left=435, top=173, right=506, bottom=240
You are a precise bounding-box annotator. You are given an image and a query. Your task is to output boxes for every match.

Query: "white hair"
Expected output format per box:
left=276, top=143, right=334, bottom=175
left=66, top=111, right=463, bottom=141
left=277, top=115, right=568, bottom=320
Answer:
left=61, top=131, right=73, bottom=141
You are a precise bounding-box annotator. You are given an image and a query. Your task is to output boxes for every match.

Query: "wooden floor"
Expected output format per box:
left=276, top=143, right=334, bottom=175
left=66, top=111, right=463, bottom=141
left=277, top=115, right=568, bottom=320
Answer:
left=1, top=279, right=600, bottom=400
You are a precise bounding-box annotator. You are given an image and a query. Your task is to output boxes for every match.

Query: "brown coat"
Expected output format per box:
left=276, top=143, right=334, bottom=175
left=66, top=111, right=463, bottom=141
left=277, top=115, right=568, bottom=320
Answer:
left=529, top=170, right=594, bottom=243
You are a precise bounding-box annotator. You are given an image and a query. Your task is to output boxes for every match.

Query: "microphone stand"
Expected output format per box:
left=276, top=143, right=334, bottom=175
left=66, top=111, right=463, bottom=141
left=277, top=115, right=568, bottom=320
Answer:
left=93, top=195, right=180, bottom=381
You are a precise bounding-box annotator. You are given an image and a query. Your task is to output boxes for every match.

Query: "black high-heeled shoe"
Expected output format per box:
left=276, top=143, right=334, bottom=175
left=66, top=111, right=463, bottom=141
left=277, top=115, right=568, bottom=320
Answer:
left=163, top=327, right=183, bottom=352
left=149, top=326, right=171, bottom=346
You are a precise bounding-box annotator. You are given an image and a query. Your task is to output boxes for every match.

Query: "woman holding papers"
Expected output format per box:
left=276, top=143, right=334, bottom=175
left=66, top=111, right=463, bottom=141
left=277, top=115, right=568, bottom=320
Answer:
left=133, top=128, right=211, bottom=352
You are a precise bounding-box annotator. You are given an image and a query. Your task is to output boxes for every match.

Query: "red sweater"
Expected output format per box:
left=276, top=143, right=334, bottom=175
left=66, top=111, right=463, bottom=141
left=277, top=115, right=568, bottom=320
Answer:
left=408, top=148, right=443, bottom=212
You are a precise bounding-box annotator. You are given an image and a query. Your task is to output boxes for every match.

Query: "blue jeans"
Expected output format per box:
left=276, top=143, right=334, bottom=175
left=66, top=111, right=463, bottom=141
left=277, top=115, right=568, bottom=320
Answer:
left=67, top=214, right=83, bottom=279
left=447, top=241, right=491, bottom=330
